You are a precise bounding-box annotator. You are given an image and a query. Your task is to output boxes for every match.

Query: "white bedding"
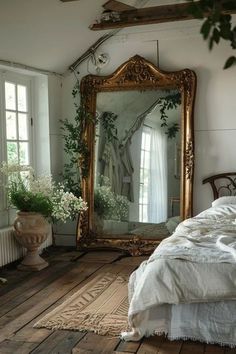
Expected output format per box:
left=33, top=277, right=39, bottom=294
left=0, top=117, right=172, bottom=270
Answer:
left=122, top=204, right=236, bottom=347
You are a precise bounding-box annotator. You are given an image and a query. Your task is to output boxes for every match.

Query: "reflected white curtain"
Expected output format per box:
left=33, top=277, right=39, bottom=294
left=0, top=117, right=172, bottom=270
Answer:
left=148, top=127, right=168, bottom=223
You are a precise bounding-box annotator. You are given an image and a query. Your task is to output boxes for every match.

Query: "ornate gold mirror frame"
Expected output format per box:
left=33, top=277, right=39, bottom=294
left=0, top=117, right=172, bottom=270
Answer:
left=78, top=55, right=196, bottom=255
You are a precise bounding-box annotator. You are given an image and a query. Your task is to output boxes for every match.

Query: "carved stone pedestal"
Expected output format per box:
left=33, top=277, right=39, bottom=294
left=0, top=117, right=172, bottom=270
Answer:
left=14, top=212, right=49, bottom=271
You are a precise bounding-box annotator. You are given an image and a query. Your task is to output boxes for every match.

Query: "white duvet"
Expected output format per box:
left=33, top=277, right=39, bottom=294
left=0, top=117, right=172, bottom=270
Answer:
left=122, top=204, right=236, bottom=346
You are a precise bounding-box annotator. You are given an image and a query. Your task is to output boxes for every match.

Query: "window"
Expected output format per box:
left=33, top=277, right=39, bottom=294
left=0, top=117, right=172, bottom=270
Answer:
left=0, top=72, right=34, bottom=226
left=4, top=77, right=32, bottom=166
left=139, top=124, right=168, bottom=224
left=0, top=69, right=51, bottom=229
left=139, top=126, right=151, bottom=222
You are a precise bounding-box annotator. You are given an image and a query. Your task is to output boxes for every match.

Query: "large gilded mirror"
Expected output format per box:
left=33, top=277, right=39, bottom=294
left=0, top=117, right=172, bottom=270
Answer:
left=78, top=55, right=196, bottom=255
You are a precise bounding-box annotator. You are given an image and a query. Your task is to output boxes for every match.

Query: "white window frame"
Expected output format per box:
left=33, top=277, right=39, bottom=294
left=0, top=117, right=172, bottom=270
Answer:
left=0, top=71, right=34, bottom=213
left=3, top=72, right=33, bottom=165
left=139, top=125, right=151, bottom=222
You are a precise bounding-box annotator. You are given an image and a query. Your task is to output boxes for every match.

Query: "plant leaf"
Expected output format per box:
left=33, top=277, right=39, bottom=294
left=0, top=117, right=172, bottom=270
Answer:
left=201, top=20, right=212, bottom=39
left=223, top=56, right=236, bottom=69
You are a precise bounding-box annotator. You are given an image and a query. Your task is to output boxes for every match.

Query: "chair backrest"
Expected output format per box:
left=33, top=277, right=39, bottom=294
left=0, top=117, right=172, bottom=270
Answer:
left=202, top=173, right=236, bottom=200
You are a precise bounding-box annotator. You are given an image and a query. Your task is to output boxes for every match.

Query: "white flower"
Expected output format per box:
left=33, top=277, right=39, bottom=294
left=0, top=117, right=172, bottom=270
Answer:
left=0, top=162, right=87, bottom=223
left=0, top=162, right=33, bottom=175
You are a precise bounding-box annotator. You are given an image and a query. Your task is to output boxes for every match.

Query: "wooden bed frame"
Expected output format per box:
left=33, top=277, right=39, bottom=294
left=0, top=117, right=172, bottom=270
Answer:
left=203, top=172, right=236, bottom=200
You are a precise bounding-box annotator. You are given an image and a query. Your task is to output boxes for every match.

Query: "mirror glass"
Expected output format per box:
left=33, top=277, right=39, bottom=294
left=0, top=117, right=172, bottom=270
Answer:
left=93, top=89, right=181, bottom=239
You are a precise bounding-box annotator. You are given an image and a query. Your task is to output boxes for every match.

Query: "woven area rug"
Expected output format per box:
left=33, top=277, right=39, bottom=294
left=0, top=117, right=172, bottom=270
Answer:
left=34, top=272, right=130, bottom=336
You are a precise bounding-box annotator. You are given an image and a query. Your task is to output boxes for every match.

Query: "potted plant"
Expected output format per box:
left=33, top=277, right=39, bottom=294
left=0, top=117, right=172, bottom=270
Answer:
left=0, top=162, right=87, bottom=271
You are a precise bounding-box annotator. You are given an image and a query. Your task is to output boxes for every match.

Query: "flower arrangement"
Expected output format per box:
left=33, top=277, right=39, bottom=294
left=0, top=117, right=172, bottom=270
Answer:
left=0, top=162, right=87, bottom=223
left=94, top=175, right=129, bottom=221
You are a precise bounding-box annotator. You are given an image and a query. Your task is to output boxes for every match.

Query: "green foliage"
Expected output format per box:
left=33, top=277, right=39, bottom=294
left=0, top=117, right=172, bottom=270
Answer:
left=61, top=85, right=118, bottom=194
left=187, top=0, right=236, bottom=68
left=99, top=111, right=118, bottom=142
left=3, top=171, right=53, bottom=217
left=61, top=101, right=91, bottom=186
left=157, top=92, right=181, bottom=139
left=94, top=176, right=129, bottom=221
left=10, top=189, right=52, bottom=216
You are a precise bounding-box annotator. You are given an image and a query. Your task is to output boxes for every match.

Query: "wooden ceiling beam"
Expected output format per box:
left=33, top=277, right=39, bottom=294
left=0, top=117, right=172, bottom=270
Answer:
left=90, top=2, right=236, bottom=30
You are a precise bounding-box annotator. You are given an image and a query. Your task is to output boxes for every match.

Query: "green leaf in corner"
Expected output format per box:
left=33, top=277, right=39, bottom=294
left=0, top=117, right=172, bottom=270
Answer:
left=223, top=56, right=236, bottom=69
left=201, top=20, right=212, bottom=40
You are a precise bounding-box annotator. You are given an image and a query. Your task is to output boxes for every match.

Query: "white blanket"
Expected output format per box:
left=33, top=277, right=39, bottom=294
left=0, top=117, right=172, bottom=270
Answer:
left=122, top=204, right=236, bottom=345
left=151, top=204, right=236, bottom=263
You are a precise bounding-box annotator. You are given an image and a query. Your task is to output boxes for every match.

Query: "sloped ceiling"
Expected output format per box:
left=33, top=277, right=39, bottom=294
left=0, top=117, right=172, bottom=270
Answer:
left=0, top=0, right=187, bottom=74
left=0, top=0, right=105, bottom=73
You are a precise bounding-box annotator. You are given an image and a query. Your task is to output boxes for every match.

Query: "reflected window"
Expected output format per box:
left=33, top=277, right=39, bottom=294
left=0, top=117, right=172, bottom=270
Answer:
left=139, top=123, right=168, bottom=224
left=4, top=81, right=30, bottom=166
left=139, top=126, right=151, bottom=222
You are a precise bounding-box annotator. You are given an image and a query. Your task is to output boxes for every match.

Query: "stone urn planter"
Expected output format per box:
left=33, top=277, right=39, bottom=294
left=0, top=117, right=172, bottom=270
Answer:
left=14, top=212, right=50, bottom=271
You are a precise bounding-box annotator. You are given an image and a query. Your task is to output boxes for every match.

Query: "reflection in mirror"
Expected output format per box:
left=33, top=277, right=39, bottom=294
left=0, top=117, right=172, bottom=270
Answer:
left=94, top=90, right=181, bottom=239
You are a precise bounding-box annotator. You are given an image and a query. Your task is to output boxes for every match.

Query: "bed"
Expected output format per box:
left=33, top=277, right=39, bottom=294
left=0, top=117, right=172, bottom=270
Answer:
left=122, top=173, right=236, bottom=347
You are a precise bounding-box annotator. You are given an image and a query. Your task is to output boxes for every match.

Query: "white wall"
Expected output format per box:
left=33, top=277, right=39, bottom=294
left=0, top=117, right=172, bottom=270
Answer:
left=62, top=19, right=236, bottom=217
left=48, top=75, right=63, bottom=180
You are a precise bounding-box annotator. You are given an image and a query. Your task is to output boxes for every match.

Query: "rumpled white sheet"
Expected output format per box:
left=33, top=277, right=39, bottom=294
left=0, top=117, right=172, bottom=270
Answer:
left=122, top=204, right=236, bottom=346
left=151, top=204, right=236, bottom=263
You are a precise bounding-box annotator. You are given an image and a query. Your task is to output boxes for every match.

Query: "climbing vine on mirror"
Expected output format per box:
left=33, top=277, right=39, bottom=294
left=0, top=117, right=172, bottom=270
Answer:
left=157, top=91, right=182, bottom=139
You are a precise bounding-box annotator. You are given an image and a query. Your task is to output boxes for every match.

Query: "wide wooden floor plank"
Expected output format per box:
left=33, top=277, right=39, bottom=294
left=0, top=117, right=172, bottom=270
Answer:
left=115, top=339, right=141, bottom=353
left=158, top=339, right=182, bottom=354
left=31, top=330, right=85, bottom=354
left=204, top=344, right=225, bottom=353
left=0, top=261, right=73, bottom=317
left=0, top=339, right=36, bottom=354
left=72, top=332, right=120, bottom=353
left=0, top=267, right=33, bottom=296
left=0, top=247, right=64, bottom=296
left=115, top=256, right=148, bottom=267
left=79, top=251, right=124, bottom=263
left=180, top=341, right=204, bottom=354
left=137, top=335, right=164, bottom=354
left=224, top=348, right=236, bottom=354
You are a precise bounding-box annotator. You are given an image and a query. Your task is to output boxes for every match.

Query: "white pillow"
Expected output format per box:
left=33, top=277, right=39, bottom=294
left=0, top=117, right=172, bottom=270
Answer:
left=166, top=216, right=181, bottom=234
left=212, top=196, right=236, bottom=207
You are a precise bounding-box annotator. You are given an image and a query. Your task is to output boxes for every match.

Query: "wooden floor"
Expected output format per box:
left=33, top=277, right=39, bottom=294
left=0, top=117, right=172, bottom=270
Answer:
left=0, top=248, right=235, bottom=354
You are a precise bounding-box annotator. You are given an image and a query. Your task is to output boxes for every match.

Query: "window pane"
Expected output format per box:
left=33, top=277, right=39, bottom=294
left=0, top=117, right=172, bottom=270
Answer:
left=19, top=142, right=29, bottom=165
left=142, top=205, right=148, bottom=222
left=5, top=82, right=16, bottom=110
left=143, top=168, right=149, bottom=182
left=139, top=205, right=142, bottom=221
left=6, top=112, right=17, bottom=140
left=145, top=133, right=151, bottom=151
left=143, top=185, right=148, bottom=203
left=17, top=85, right=27, bottom=112
left=7, top=142, right=18, bottom=163
left=18, top=113, right=28, bottom=140
left=20, top=171, right=30, bottom=187
left=141, top=132, right=146, bottom=150
left=144, top=153, right=150, bottom=169
left=140, top=150, right=145, bottom=168
left=140, top=168, right=144, bottom=183
left=139, top=184, right=143, bottom=203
